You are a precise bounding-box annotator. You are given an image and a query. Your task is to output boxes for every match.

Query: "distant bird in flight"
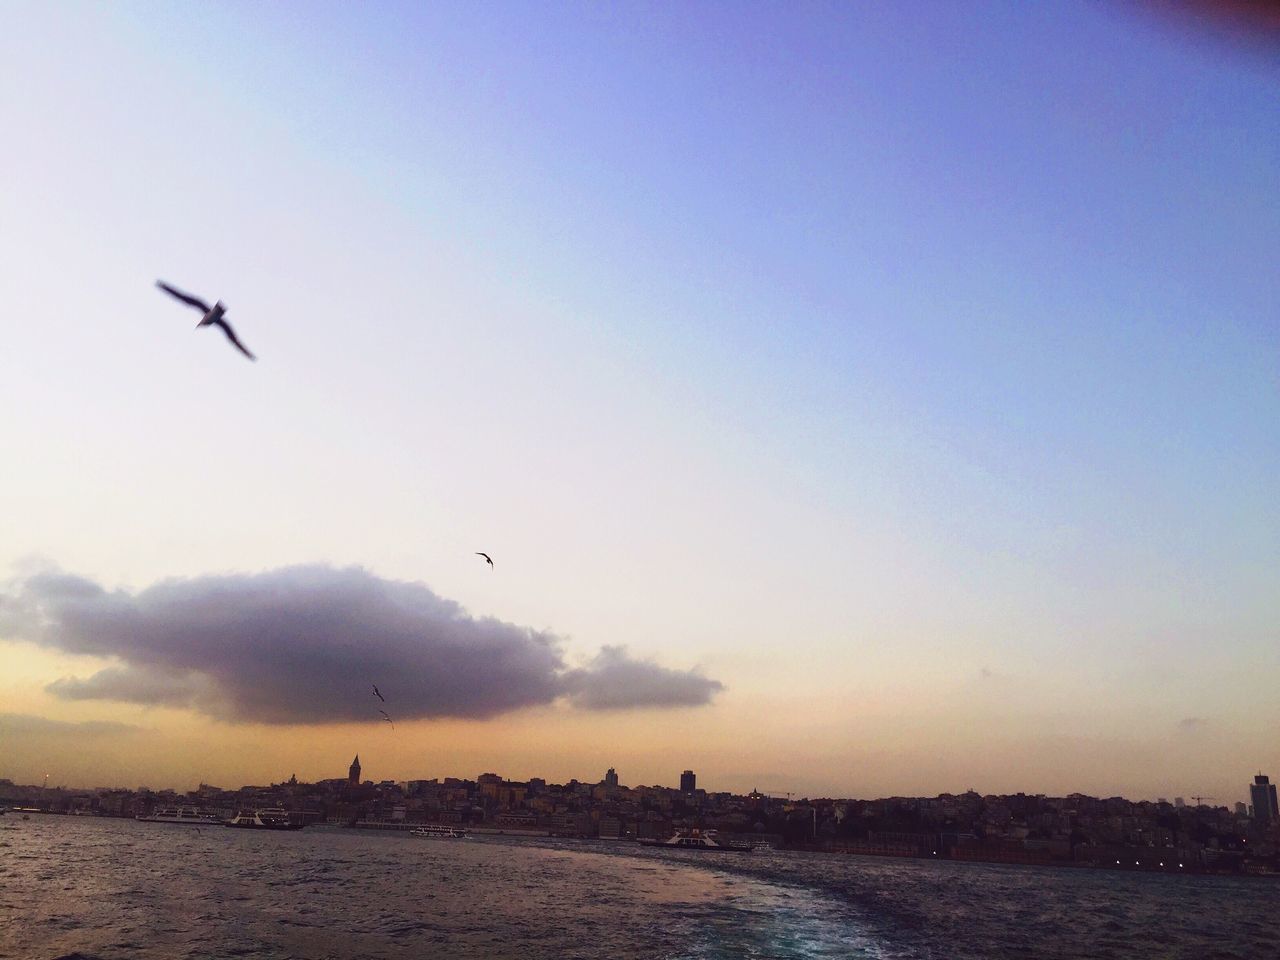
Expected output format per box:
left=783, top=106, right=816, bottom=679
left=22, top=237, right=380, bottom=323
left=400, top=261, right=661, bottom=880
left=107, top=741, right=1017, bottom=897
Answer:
left=476, top=552, right=493, bottom=568
left=378, top=709, right=395, bottom=730
left=155, top=280, right=256, bottom=360
left=372, top=684, right=385, bottom=703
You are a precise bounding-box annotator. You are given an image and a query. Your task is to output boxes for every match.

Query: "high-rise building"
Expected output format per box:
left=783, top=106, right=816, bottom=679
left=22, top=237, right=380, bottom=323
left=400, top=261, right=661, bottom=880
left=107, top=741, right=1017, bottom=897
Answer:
left=348, top=754, right=361, bottom=785
left=604, top=767, right=619, bottom=789
left=680, top=770, right=696, bottom=793
left=1235, top=802, right=1249, bottom=817
left=1250, top=774, right=1278, bottom=825
left=1174, top=797, right=1185, bottom=809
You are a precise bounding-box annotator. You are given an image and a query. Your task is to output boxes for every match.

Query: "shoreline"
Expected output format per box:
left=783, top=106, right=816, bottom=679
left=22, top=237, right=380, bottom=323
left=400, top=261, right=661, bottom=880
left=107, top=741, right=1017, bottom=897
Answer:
left=785, top=840, right=1278, bottom=879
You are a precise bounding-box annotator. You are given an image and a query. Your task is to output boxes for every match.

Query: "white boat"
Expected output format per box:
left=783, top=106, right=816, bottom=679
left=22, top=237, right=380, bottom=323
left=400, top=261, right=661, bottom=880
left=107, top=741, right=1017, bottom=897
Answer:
left=410, top=824, right=469, bottom=839
left=224, top=807, right=304, bottom=830
left=639, top=829, right=749, bottom=851
left=136, top=806, right=220, bottom=825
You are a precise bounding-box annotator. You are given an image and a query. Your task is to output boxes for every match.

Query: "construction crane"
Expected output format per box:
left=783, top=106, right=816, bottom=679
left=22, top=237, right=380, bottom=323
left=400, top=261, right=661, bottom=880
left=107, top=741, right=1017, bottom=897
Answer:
left=1190, top=796, right=1216, bottom=807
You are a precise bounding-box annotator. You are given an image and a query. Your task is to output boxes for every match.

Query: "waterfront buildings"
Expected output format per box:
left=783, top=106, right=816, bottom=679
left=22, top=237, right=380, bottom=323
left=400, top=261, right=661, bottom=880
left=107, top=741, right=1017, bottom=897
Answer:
left=5, top=763, right=1276, bottom=875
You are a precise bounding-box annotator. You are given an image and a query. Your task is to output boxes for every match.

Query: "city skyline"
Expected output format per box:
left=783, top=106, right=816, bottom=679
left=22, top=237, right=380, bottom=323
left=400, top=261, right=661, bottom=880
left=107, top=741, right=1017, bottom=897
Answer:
left=2, top=3, right=1277, bottom=804
left=8, top=761, right=1276, bottom=875
left=2, top=744, right=1273, bottom=812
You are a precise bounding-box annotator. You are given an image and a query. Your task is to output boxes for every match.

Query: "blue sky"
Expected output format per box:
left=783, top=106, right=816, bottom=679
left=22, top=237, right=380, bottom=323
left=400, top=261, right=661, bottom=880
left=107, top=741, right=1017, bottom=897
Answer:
left=0, top=1, right=1276, bottom=799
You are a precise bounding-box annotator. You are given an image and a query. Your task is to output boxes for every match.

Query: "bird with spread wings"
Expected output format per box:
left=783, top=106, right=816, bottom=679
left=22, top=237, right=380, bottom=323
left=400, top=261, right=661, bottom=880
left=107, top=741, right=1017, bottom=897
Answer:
left=156, top=280, right=256, bottom=361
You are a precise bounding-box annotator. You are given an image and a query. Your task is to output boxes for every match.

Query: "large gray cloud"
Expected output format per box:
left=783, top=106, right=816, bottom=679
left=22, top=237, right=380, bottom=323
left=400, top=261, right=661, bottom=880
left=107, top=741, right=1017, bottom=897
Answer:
left=0, top=566, right=723, bottom=724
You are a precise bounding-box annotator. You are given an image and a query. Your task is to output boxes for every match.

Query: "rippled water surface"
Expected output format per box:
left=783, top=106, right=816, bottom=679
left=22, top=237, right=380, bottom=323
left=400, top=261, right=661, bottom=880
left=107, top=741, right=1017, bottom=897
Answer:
left=1, top=816, right=1277, bottom=959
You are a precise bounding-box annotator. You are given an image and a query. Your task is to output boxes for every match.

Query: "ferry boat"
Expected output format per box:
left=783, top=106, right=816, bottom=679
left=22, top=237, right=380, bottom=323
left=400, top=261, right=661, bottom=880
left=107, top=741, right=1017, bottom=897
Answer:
left=224, top=808, right=305, bottom=830
left=410, top=824, right=469, bottom=839
left=136, top=806, right=220, bottom=826
left=639, top=829, right=750, bottom=851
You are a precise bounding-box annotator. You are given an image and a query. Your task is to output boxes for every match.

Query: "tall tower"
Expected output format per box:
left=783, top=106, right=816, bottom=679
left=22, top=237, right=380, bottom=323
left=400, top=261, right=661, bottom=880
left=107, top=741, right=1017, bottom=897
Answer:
left=680, top=769, right=696, bottom=793
left=604, top=767, right=619, bottom=789
left=1250, top=774, right=1278, bottom=825
left=349, top=754, right=361, bottom=786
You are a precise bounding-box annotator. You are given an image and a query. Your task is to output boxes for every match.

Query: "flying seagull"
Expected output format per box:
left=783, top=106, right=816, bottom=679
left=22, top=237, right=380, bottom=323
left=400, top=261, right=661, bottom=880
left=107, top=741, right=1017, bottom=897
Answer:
left=372, top=684, right=385, bottom=703
left=476, top=552, right=493, bottom=568
left=378, top=709, right=395, bottom=730
left=155, top=280, right=256, bottom=360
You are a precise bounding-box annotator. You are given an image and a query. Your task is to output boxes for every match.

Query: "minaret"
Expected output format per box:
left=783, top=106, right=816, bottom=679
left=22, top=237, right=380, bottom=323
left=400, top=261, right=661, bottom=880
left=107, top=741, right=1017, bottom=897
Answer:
left=348, top=754, right=361, bottom=785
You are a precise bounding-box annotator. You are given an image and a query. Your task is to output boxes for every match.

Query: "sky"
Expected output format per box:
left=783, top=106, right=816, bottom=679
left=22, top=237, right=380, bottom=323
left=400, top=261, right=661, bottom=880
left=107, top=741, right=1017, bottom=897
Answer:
left=0, top=1, right=1276, bottom=803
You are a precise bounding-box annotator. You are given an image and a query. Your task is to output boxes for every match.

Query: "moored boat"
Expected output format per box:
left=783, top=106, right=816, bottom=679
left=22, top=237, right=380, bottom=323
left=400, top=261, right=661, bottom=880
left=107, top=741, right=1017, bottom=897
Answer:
left=224, top=807, right=305, bottom=830
left=136, top=806, right=221, bottom=826
left=410, top=824, right=469, bottom=839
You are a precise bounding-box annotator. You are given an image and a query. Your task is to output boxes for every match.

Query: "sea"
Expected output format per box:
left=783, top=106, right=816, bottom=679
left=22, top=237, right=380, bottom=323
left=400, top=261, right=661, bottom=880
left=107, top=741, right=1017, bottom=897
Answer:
left=2, top=815, right=1278, bottom=960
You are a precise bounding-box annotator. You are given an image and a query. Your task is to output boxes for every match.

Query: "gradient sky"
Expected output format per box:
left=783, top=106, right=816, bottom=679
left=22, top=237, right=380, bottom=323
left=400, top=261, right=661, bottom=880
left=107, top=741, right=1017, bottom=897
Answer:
left=1, top=1, right=1276, bottom=803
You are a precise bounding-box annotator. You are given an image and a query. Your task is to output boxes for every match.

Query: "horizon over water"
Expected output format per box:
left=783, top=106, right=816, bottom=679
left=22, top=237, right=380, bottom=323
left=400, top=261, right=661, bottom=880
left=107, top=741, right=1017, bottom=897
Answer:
left=2, top=817, right=1277, bottom=959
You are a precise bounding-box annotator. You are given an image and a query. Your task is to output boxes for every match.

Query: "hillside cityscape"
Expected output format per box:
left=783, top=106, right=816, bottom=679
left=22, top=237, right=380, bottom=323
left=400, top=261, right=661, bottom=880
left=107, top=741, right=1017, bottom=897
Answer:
left=4, top=761, right=1278, bottom=876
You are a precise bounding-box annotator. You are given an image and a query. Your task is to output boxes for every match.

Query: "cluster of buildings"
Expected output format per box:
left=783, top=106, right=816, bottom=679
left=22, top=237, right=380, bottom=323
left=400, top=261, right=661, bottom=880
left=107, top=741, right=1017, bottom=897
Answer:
left=3, top=762, right=1278, bottom=875
left=817, top=776, right=1279, bottom=874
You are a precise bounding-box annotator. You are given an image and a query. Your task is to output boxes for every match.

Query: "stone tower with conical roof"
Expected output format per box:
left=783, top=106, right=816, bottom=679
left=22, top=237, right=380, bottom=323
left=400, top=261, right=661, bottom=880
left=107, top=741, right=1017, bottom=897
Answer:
left=348, top=754, right=361, bottom=785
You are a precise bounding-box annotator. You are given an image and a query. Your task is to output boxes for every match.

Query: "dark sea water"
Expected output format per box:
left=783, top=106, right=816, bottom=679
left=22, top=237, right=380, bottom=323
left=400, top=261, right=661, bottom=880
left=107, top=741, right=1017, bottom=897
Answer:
left=1, top=816, right=1277, bottom=960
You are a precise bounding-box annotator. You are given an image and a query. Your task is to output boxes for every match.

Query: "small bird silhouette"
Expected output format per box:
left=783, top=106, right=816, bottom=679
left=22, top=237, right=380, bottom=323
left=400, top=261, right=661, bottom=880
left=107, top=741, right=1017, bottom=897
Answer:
left=372, top=684, right=385, bottom=703
left=378, top=709, right=395, bottom=730
left=156, top=280, right=256, bottom=360
left=476, top=552, right=493, bottom=568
